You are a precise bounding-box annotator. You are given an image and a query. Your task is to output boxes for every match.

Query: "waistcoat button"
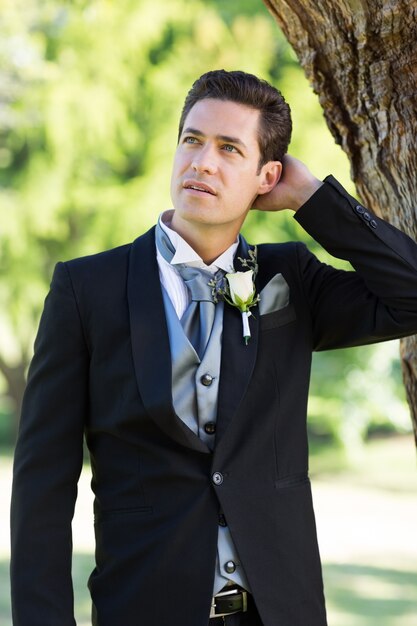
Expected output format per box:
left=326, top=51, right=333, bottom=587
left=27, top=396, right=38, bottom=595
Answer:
left=225, top=560, right=236, bottom=574
left=204, top=422, right=216, bottom=435
left=201, top=374, right=214, bottom=386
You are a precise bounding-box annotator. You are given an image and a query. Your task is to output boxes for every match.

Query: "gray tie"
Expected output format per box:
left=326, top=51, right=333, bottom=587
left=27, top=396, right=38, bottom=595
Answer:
left=156, top=224, right=224, bottom=358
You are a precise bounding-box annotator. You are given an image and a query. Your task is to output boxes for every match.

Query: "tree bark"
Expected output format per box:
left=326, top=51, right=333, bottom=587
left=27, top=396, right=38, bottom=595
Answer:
left=263, top=0, right=417, bottom=442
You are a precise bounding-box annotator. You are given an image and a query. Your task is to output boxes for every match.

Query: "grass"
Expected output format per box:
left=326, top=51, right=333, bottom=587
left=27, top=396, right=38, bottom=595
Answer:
left=323, top=563, right=417, bottom=626
left=1, top=435, right=417, bottom=625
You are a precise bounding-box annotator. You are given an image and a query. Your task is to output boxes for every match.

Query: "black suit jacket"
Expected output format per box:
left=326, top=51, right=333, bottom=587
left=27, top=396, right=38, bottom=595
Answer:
left=10, top=177, right=417, bottom=626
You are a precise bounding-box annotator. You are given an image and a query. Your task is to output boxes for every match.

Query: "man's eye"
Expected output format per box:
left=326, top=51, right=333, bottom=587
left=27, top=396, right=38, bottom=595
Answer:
left=184, top=136, right=199, bottom=144
left=222, top=144, right=238, bottom=153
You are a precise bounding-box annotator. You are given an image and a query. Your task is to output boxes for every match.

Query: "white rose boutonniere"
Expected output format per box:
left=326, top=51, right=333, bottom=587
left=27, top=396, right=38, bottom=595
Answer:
left=209, top=246, right=260, bottom=344
left=225, top=270, right=258, bottom=344
left=226, top=270, right=254, bottom=305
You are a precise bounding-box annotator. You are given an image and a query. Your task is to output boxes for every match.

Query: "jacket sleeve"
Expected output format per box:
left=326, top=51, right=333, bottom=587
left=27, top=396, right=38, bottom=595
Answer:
left=294, top=176, right=417, bottom=350
left=10, top=262, right=89, bottom=626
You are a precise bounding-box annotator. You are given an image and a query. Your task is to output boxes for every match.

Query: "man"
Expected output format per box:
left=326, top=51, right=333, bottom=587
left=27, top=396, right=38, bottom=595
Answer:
left=10, top=70, right=417, bottom=626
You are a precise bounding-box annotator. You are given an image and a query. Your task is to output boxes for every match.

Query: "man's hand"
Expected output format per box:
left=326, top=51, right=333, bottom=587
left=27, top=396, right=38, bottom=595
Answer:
left=253, top=155, right=323, bottom=212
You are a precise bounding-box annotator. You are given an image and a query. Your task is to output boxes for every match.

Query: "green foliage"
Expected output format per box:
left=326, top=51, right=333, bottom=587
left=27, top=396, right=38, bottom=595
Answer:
left=309, top=341, right=410, bottom=450
left=0, top=0, right=410, bottom=446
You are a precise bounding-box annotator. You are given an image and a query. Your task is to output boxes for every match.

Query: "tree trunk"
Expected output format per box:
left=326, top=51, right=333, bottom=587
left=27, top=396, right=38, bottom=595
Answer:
left=263, top=0, right=417, bottom=443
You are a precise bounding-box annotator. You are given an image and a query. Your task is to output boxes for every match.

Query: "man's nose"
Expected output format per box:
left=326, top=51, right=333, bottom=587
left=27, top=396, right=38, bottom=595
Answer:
left=191, top=145, right=218, bottom=175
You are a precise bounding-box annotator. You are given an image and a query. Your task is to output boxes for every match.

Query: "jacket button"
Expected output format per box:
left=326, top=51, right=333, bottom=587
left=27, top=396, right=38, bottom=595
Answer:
left=219, top=513, right=227, bottom=527
left=225, top=561, right=236, bottom=574
left=370, top=219, right=377, bottom=228
left=201, top=373, right=214, bottom=386
left=355, top=205, right=365, bottom=214
left=363, top=211, right=372, bottom=221
left=204, top=422, right=216, bottom=435
left=212, top=472, right=223, bottom=486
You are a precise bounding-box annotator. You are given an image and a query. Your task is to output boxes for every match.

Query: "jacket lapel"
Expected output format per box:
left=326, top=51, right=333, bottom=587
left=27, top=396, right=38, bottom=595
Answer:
left=127, top=228, right=210, bottom=454
left=215, top=237, right=259, bottom=443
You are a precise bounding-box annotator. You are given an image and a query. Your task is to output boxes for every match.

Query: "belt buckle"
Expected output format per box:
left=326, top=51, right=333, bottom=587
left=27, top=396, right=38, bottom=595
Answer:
left=209, top=588, right=248, bottom=619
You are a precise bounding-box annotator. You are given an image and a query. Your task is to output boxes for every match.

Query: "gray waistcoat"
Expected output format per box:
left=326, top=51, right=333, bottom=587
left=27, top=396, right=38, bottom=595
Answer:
left=161, top=286, right=251, bottom=594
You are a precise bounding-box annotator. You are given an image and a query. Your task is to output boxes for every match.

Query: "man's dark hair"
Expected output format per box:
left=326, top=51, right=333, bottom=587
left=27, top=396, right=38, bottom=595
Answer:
left=178, top=69, right=292, bottom=169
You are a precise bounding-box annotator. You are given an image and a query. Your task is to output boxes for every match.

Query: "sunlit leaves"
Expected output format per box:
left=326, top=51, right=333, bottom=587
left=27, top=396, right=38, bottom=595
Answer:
left=0, top=0, right=407, bottom=443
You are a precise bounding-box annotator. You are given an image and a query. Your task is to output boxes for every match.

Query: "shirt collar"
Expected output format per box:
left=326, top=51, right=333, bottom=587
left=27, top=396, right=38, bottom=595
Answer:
left=158, top=210, right=238, bottom=274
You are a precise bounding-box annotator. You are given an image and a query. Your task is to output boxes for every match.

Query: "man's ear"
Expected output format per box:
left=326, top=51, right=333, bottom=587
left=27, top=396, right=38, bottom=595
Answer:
left=257, top=161, right=282, bottom=195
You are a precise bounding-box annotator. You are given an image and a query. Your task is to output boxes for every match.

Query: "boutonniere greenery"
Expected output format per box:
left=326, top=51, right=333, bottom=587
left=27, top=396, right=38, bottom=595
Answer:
left=209, top=246, right=259, bottom=345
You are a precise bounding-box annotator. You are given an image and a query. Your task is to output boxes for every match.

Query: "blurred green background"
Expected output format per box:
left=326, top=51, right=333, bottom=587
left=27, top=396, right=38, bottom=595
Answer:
left=1, top=0, right=412, bottom=450
left=1, top=1, right=416, bottom=624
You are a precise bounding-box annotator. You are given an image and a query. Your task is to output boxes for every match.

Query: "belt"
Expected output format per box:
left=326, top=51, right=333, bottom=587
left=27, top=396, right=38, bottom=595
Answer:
left=209, top=586, right=248, bottom=619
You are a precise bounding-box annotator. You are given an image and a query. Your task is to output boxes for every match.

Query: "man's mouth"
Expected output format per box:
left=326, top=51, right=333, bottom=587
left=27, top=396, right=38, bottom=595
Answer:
left=183, top=180, right=216, bottom=195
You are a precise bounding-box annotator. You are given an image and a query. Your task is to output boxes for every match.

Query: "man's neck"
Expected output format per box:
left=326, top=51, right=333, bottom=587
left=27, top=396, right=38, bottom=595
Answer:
left=168, top=214, right=242, bottom=265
